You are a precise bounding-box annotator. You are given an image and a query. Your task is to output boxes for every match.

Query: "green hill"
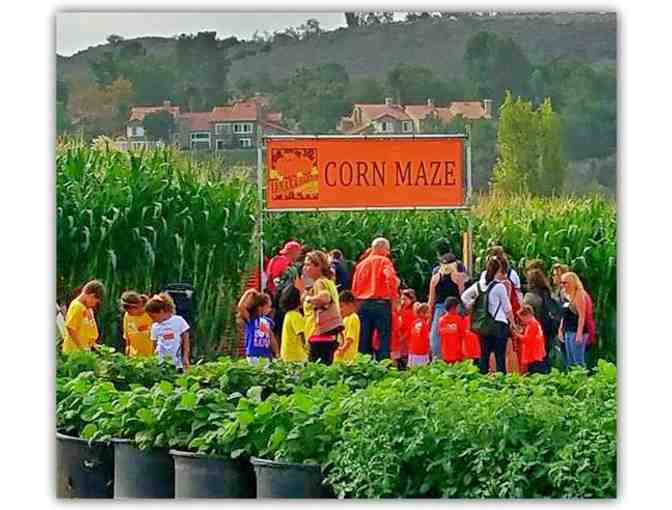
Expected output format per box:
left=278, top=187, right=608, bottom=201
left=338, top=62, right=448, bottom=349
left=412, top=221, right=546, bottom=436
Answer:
left=57, top=12, right=616, bottom=84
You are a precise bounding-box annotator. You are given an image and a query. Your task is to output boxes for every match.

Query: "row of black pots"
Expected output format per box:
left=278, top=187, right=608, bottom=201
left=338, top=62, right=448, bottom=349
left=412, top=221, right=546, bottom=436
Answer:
left=56, top=433, right=331, bottom=499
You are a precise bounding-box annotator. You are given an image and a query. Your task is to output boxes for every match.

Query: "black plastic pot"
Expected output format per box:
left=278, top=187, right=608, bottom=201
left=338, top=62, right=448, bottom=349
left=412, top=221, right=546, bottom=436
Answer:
left=56, top=432, right=114, bottom=498
left=113, top=439, right=174, bottom=498
left=251, top=457, right=333, bottom=499
left=170, top=450, right=256, bottom=498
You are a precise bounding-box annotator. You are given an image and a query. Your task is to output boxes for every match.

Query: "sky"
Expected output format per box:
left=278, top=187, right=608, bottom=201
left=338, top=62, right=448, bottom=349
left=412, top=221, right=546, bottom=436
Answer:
left=56, top=12, right=391, bottom=56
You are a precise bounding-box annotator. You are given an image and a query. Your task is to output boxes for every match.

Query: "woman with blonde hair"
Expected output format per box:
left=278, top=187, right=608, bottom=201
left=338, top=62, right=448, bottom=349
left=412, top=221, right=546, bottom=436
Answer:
left=428, top=252, right=465, bottom=360
left=558, top=272, right=589, bottom=367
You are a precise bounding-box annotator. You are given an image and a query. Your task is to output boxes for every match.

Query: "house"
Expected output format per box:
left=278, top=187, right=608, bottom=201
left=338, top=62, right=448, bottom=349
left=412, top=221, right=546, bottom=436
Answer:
left=338, top=97, right=493, bottom=134
left=126, top=100, right=181, bottom=147
left=126, top=96, right=292, bottom=151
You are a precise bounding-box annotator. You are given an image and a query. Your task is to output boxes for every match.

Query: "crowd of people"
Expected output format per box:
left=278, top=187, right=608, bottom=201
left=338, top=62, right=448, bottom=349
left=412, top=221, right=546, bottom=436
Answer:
left=59, top=281, right=192, bottom=370
left=58, top=237, right=597, bottom=376
left=240, top=237, right=597, bottom=374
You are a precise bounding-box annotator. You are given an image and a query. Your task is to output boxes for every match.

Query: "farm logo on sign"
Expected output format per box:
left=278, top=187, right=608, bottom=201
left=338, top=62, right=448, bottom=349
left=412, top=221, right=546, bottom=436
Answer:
left=268, top=148, right=319, bottom=202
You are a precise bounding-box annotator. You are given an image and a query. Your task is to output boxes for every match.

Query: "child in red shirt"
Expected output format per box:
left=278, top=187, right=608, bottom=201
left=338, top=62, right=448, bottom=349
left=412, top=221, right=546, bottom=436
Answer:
left=462, top=314, right=481, bottom=368
left=397, top=289, right=417, bottom=369
left=408, top=303, right=431, bottom=367
left=515, top=305, right=548, bottom=375
left=438, top=297, right=464, bottom=364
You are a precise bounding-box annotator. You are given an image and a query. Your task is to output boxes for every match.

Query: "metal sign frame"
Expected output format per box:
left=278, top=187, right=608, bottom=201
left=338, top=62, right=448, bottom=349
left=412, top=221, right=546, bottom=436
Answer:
left=255, top=133, right=474, bottom=284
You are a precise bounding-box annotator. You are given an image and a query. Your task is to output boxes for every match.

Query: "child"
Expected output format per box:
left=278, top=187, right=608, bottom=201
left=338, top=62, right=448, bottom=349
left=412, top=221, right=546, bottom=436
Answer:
left=62, top=280, right=105, bottom=353
left=462, top=314, right=481, bottom=367
left=334, top=291, right=361, bottom=364
left=145, top=293, right=191, bottom=370
left=279, top=286, right=307, bottom=362
left=438, top=297, right=464, bottom=364
left=238, top=289, right=279, bottom=364
left=120, top=291, right=153, bottom=357
left=515, top=305, right=548, bottom=375
left=408, top=303, right=431, bottom=367
left=389, top=300, right=402, bottom=367
left=398, top=289, right=417, bottom=369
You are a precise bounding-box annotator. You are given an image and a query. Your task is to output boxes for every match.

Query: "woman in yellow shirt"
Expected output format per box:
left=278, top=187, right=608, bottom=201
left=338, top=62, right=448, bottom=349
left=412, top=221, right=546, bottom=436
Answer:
left=279, top=286, right=308, bottom=362
left=62, top=280, right=105, bottom=353
left=121, top=291, right=154, bottom=357
left=294, top=250, right=342, bottom=365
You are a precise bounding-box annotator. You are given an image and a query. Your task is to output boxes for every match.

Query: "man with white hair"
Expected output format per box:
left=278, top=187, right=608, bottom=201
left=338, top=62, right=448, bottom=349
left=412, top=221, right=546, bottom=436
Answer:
left=351, top=237, right=400, bottom=361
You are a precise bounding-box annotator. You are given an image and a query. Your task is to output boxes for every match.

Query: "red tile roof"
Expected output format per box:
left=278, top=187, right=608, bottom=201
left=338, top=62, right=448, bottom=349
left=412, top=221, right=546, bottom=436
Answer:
left=356, top=104, right=411, bottom=121
left=129, top=105, right=180, bottom=122
left=210, top=100, right=259, bottom=122
left=449, top=101, right=491, bottom=120
left=261, top=120, right=292, bottom=134
left=404, top=105, right=435, bottom=119
left=179, top=112, right=212, bottom=131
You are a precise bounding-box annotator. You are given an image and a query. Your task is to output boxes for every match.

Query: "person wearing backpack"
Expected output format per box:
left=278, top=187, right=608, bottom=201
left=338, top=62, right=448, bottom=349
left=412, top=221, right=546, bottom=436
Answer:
left=462, top=257, right=516, bottom=374
left=524, top=269, right=562, bottom=370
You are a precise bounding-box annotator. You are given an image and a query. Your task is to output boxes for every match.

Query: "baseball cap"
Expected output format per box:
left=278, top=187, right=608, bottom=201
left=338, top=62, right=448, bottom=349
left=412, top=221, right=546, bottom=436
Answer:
left=280, top=241, right=302, bottom=255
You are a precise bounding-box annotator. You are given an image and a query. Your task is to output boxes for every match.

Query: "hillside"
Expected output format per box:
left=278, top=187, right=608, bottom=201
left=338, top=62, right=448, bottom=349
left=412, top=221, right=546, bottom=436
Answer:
left=57, top=12, right=616, bottom=84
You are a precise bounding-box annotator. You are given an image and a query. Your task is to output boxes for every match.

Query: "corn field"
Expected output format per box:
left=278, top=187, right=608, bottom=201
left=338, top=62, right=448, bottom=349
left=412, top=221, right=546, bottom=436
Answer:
left=57, top=143, right=616, bottom=362
left=57, top=142, right=257, bottom=356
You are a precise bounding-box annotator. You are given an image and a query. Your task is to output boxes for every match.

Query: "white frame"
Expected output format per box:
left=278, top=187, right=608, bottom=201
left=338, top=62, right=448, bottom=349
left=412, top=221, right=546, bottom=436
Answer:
left=191, top=131, right=211, bottom=149
left=402, top=120, right=414, bottom=133
left=216, top=139, right=226, bottom=151
left=215, top=123, right=231, bottom=135
left=239, top=137, right=253, bottom=148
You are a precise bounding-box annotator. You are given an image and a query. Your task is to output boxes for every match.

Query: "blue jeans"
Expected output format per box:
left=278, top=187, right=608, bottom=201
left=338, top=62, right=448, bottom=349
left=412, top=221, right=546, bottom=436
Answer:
left=479, top=322, right=509, bottom=374
left=358, top=299, right=392, bottom=361
left=564, top=331, right=587, bottom=367
left=430, top=303, right=446, bottom=359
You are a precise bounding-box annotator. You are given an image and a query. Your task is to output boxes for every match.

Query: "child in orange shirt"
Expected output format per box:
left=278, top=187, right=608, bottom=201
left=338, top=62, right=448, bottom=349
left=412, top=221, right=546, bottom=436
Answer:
left=408, top=303, right=431, bottom=367
left=515, top=305, right=548, bottom=375
left=462, top=314, right=481, bottom=368
left=438, top=297, right=464, bottom=364
left=398, top=289, right=417, bottom=367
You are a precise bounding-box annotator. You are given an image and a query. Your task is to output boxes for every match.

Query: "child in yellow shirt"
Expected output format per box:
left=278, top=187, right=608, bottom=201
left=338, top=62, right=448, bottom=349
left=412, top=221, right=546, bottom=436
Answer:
left=62, top=280, right=105, bottom=353
left=280, top=286, right=308, bottom=362
left=334, top=291, right=361, bottom=364
left=121, top=291, right=154, bottom=357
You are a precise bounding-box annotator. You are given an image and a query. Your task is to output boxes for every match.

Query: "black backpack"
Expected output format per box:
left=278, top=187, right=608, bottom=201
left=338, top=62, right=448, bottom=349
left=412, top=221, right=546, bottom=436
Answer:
left=539, top=290, right=562, bottom=340
left=470, top=281, right=502, bottom=338
left=163, top=283, right=197, bottom=330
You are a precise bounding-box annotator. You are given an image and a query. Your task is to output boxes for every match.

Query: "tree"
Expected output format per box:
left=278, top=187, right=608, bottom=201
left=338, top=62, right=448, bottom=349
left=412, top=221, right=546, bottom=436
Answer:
left=464, top=31, right=531, bottom=108
left=90, top=51, right=119, bottom=87
left=346, top=78, right=385, bottom=104
left=345, top=12, right=360, bottom=27
left=386, top=64, right=459, bottom=105
left=106, top=34, right=124, bottom=46
left=56, top=101, right=71, bottom=135
left=119, top=40, right=146, bottom=60
left=537, top=98, right=566, bottom=195
left=143, top=110, right=175, bottom=141
left=67, top=77, right=134, bottom=139
left=236, top=77, right=255, bottom=97
left=273, top=64, right=350, bottom=133
left=120, top=56, right=176, bottom=105
left=491, top=91, right=566, bottom=195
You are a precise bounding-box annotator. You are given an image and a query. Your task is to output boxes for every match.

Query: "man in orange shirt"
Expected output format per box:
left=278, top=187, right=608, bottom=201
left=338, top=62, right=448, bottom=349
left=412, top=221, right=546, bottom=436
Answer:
left=351, top=237, right=400, bottom=361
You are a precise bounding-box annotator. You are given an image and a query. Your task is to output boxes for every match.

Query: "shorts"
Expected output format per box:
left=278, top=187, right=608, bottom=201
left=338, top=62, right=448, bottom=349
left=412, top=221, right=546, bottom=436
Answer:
left=247, top=356, right=270, bottom=366
left=408, top=354, right=429, bottom=367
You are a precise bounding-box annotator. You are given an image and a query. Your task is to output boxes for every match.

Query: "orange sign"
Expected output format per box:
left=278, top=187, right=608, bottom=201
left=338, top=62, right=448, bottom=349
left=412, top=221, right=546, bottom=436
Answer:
left=265, top=137, right=465, bottom=210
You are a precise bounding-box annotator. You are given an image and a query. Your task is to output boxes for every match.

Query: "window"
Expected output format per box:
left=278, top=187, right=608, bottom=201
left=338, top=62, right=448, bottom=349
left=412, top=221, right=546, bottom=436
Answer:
left=402, top=121, right=414, bottom=133
left=215, top=123, right=231, bottom=135
left=127, top=126, right=144, bottom=137
left=233, top=122, right=254, bottom=134
left=216, top=140, right=226, bottom=150
left=379, top=121, right=394, bottom=133
left=239, top=138, right=253, bottom=148
left=191, top=131, right=211, bottom=149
